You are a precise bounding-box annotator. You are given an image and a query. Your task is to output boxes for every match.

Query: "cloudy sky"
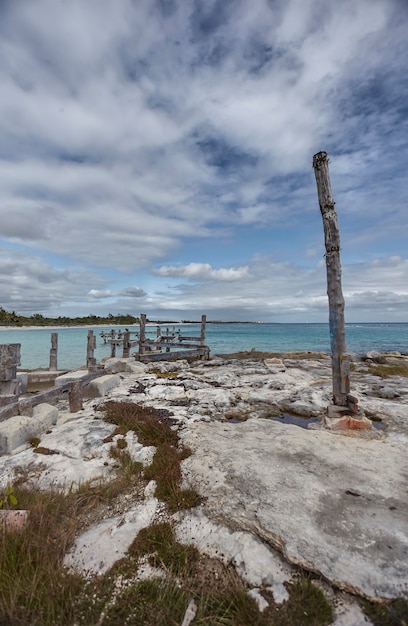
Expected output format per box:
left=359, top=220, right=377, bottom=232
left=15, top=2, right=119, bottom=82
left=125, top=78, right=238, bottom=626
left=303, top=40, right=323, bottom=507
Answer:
left=1, top=0, right=407, bottom=322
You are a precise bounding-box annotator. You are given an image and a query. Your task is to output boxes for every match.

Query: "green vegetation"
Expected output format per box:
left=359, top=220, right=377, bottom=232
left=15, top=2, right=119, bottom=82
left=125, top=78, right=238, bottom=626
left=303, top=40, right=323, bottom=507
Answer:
left=363, top=363, right=408, bottom=378
left=361, top=597, right=408, bottom=625
left=217, top=350, right=330, bottom=360
left=276, top=579, right=334, bottom=625
left=128, top=521, right=200, bottom=574
left=0, top=485, right=18, bottom=509
left=150, top=368, right=179, bottom=378
left=102, top=401, right=201, bottom=512
left=0, top=307, right=139, bottom=327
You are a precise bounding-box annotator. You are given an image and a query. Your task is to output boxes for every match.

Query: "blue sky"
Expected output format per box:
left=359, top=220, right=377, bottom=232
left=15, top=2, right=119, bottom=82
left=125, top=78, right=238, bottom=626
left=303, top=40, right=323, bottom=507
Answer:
left=0, top=0, right=407, bottom=322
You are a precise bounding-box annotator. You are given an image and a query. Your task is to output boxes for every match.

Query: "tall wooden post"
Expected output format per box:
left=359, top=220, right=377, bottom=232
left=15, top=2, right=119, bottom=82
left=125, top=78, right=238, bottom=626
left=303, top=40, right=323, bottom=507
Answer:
left=313, top=151, right=350, bottom=407
left=49, top=332, right=58, bottom=371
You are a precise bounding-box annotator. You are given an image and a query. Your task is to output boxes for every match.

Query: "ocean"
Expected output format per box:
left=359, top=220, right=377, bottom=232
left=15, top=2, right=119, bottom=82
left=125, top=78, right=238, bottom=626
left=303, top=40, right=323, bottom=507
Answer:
left=0, top=322, right=407, bottom=371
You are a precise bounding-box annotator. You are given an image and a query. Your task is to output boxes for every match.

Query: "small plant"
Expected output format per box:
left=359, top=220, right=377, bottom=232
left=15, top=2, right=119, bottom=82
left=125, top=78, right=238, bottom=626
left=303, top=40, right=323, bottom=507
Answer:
left=28, top=436, right=41, bottom=448
left=129, top=521, right=200, bottom=575
left=278, top=578, right=334, bottom=625
left=150, top=368, right=178, bottom=379
left=361, top=597, right=408, bottom=625
left=33, top=446, right=55, bottom=455
left=0, top=485, right=18, bottom=509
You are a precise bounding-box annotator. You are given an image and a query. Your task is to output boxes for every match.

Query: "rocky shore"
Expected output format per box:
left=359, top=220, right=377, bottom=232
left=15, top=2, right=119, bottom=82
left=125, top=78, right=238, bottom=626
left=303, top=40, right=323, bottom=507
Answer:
left=1, top=351, right=407, bottom=624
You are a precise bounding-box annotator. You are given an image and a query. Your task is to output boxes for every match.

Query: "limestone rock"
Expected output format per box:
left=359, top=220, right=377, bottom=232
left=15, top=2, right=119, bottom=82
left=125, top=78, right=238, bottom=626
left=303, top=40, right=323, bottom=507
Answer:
left=181, top=418, right=408, bottom=600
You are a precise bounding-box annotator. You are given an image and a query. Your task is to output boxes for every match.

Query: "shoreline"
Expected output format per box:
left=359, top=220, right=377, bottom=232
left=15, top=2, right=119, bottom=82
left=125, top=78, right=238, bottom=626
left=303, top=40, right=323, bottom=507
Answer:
left=0, top=323, right=160, bottom=331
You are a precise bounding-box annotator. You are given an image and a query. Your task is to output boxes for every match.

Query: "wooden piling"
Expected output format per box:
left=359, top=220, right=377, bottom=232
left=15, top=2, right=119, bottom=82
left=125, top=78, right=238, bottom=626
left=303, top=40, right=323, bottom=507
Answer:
left=200, top=315, right=206, bottom=345
left=87, top=330, right=97, bottom=372
left=49, top=332, right=58, bottom=370
left=0, top=344, right=21, bottom=402
left=139, top=314, right=146, bottom=356
left=122, top=331, right=131, bottom=358
left=313, top=151, right=350, bottom=407
left=69, top=381, right=83, bottom=412
left=110, top=330, right=116, bottom=358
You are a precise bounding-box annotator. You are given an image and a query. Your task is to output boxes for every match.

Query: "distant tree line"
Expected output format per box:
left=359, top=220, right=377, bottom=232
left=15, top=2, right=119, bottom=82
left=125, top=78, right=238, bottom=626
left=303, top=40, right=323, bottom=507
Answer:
left=0, top=308, right=139, bottom=327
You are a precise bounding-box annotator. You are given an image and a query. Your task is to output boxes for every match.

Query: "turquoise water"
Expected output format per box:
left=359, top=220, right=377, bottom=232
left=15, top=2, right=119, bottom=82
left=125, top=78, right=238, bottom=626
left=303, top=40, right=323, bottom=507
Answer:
left=0, top=323, right=407, bottom=371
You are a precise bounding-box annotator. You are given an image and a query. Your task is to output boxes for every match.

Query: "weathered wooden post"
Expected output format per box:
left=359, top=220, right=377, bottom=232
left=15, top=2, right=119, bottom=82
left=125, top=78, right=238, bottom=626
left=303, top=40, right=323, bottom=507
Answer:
left=110, top=330, right=116, bottom=358
left=313, top=151, right=350, bottom=408
left=313, top=154, right=370, bottom=429
left=122, top=330, right=131, bottom=358
left=49, top=332, right=58, bottom=371
left=139, top=314, right=146, bottom=356
left=87, top=330, right=97, bottom=372
left=69, top=381, right=83, bottom=412
left=200, top=314, right=206, bottom=345
left=0, top=344, right=21, bottom=405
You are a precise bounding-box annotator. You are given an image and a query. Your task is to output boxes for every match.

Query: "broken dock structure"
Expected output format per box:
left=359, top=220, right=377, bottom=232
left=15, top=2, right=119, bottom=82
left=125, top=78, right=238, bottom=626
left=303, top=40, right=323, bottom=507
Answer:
left=100, top=314, right=210, bottom=362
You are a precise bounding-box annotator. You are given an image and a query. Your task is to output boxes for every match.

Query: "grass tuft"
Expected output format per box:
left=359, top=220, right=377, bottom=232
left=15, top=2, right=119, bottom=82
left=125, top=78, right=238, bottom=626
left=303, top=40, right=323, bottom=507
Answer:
left=102, top=402, right=201, bottom=512
left=361, top=597, right=408, bottom=625
left=102, top=401, right=178, bottom=447
left=129, top=521, right=199, bottom=575
left=277, top=578, right=334, bottom=625
left=150, top=368, right=178, bottom=379
left=364, top=363, right=408, bottom=378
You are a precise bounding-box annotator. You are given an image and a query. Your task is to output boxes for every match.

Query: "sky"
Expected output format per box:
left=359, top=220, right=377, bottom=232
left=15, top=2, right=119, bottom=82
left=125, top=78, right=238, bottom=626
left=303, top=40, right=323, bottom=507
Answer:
left=0, top=0, right=407, bottom=323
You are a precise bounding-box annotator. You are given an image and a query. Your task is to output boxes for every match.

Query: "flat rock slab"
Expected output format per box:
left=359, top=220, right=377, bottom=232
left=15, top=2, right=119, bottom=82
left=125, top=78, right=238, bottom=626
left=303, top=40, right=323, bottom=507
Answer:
left=182, top=418, right=408, bottom=600
left=64, top=497, right=158, bottom=576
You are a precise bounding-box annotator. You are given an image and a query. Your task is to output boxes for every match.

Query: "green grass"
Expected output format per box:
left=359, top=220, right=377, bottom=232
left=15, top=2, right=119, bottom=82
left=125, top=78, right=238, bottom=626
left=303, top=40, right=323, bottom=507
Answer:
left=361, top=597, right=408, bottom=625
left=102, top=400, right=178, bottom=446
left=149, top=368, right=179, bottom=379
left=276, top=579, right=334, bottom=625
left=363, top=363, right=408, bottom=378
left=0, top=488, right=88, bottom=625
left=102, top=401, right=202, bottom=512
left=217, top=350, right=329, bottom=361
left=128, top=521, right=200, bottom=575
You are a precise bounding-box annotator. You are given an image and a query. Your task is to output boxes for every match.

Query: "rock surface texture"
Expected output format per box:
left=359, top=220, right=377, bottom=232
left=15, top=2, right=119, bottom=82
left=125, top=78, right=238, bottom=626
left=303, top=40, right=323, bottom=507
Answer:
left=1, top=352, right=407, bottom=620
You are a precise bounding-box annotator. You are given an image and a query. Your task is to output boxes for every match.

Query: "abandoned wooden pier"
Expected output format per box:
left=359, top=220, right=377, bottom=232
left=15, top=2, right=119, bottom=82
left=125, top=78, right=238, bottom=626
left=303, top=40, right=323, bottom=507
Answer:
left=0, top=314, right=210, bottom=424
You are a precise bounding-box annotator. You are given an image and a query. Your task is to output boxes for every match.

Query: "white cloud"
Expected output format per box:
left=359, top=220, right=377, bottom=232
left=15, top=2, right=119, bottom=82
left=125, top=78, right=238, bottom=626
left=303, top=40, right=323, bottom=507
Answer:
left=0, top=0, right=406, bottom=321
left=154, top=263, right=250, bottom=281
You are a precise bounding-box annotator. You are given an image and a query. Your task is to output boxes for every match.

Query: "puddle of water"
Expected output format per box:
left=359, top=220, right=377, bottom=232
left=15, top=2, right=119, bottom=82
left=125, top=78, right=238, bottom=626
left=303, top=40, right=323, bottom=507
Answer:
left=268, top=414, right=320, bottom=429
left=227, top=414, right=387, bottom=430
left=372, top=420, right=387, bottom=430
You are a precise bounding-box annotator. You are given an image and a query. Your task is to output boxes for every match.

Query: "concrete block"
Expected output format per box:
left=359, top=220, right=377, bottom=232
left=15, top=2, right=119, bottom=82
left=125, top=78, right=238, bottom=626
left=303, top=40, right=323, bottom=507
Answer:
left=32, top=403, right=59, bottom=429
left=27, top=370, right=61, bottom=386
left=55, top=370, right=88, bottom=387
left=85, top=374, right=121, bottom=398
left=104, top=358, right=128, bottom=373
left=16, top=372, right=28, bottom=393
left=0, top=415, right=37, bottom=454
left=125, top=361, right=148, bottom=374
left=0, top=403, right=59, bottom=454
